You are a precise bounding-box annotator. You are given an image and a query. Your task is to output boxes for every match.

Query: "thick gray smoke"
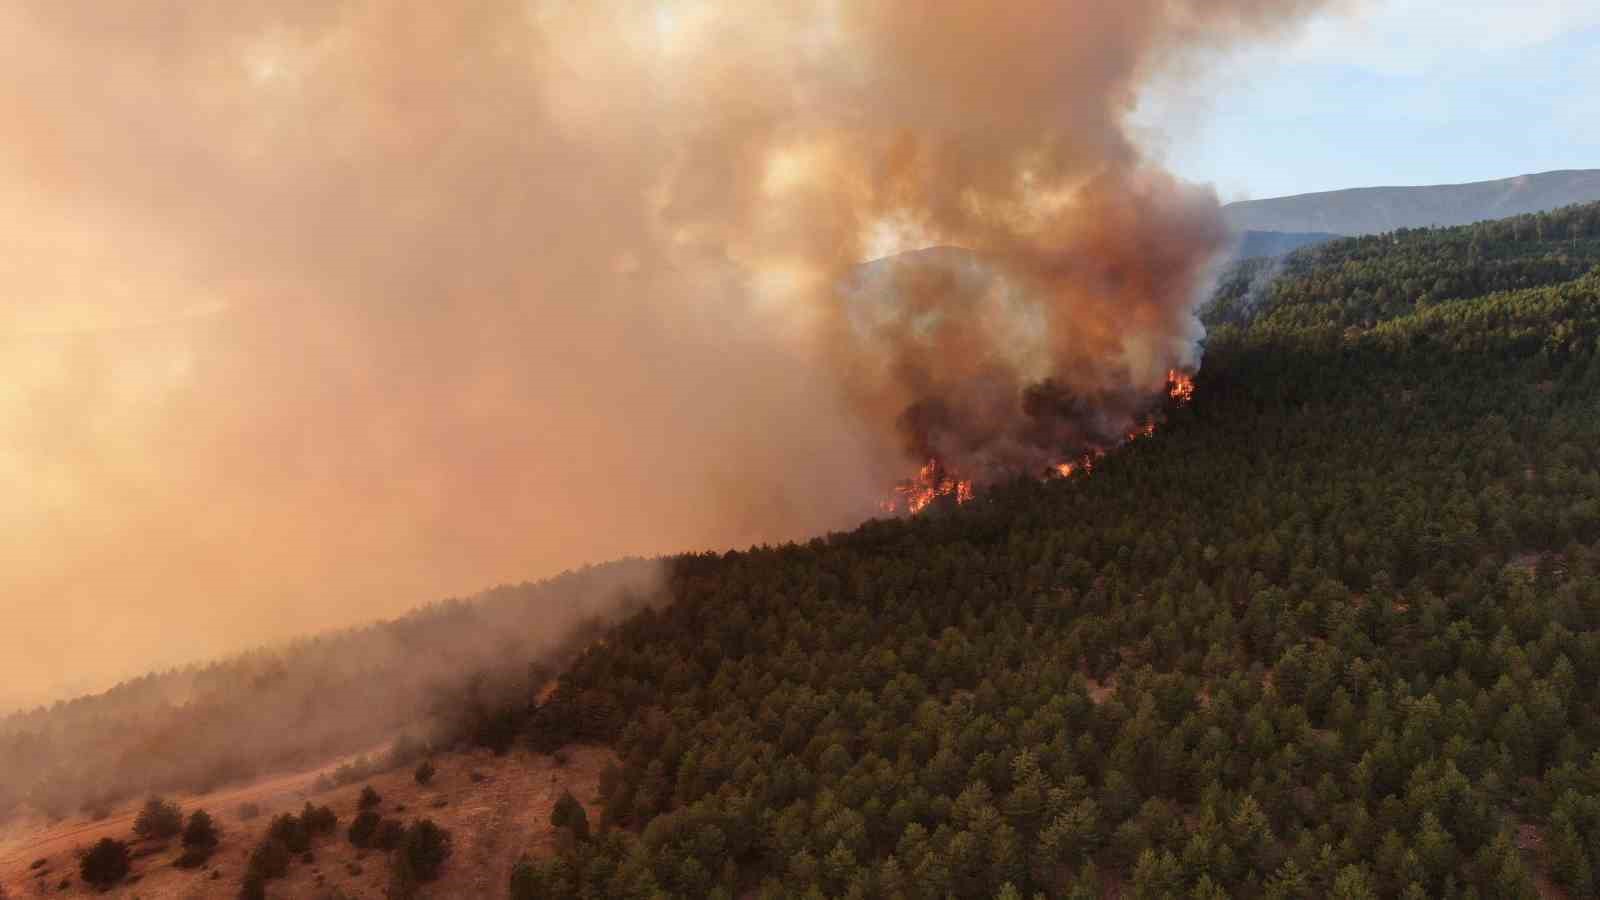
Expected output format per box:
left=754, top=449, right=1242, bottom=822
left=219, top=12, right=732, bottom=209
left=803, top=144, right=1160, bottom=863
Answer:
left=0, top=0, right=1327, bottom=705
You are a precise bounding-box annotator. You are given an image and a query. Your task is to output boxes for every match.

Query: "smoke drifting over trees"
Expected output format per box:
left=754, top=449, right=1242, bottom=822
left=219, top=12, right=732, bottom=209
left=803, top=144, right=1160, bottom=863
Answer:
left=0, top=1, right=1326, bottom=703
left=0, top=561, right=663, bottom=823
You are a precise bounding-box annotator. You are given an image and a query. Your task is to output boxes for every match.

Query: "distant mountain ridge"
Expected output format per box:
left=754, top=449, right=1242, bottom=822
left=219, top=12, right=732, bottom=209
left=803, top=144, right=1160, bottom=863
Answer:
left=1223, top=168, right=1600, bottom=236
left=1231, top=229, right=1341, bottom=260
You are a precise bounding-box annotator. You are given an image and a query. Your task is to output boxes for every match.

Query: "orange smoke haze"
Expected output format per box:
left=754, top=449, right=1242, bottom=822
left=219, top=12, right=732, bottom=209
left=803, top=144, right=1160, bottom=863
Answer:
left=0, top=1, right=1326, bottom=708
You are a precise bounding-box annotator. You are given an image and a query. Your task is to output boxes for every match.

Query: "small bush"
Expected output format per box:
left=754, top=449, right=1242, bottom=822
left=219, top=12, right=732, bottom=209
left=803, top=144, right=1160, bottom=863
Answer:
left=414, top=759, right=436, bottom=786
left=551, top=790, right=590, bottom=842
left=183, top=809, right=220, bottom=850
left=386, top=734, right=427, bottom=769
left=597, top=762, right=622, bottom=803
left=174, top=846, right=212, bottom=869
left=267, top=812, right=310, bottom=853
left=133, top=796, right=184, bottom=840
left=238, top=873, right=266, bottom=900
left=348, top=809, right=381, bottom=848
left=245, top=838, right=291, bottom=881
left=237, top=802, right=261, bottom=821
left=374, top=818, right=406, bottom=851
left=396, top=819, right=453, bottom=882
left=302, top=801, right=338, bottom=835
left=79, top=838, right=131, bottom=889
left=358, top=785, right=381, bottom=810
left=29, top=857, right=48, bottom=870
left=322, top=754, right=378, bottom=790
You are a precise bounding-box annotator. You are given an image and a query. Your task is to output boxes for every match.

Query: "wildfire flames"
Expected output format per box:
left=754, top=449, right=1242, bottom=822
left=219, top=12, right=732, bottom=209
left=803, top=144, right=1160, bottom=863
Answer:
left=881, top=460, right=975, bottom=514
left=1168, top=371, right=1195, bottom=404
left=882, top=369, right=1196, bottom=514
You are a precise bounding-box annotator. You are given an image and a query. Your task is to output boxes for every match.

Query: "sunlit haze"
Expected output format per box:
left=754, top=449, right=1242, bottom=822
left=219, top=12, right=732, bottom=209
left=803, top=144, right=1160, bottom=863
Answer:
left=0, top=0, right=1458, bottom=709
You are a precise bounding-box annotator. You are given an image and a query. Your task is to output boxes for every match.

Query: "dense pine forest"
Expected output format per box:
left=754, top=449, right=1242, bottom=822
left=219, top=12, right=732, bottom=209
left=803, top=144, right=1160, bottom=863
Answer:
left=508, top=202, right=1600, bottom=898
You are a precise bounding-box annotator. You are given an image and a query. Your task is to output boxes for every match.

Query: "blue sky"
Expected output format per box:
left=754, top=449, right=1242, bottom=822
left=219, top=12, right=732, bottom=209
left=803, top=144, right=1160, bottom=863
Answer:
left=1145, top=1, right=1600, bottom=201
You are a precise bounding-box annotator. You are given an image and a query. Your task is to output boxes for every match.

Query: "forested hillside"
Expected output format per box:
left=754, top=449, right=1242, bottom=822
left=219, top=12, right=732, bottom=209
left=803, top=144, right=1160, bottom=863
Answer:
left=507, top=202, right=1600, bottom=898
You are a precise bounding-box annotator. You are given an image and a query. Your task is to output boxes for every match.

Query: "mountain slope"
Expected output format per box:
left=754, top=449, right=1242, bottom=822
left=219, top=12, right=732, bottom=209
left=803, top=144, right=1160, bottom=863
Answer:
left=1224, top=168, right=1600, bottom=235
left=506, top=202, right=1600, bottom=898
left=13, top=204, right=1600, bottom=899
left=0, top=560, right=662, bottom=825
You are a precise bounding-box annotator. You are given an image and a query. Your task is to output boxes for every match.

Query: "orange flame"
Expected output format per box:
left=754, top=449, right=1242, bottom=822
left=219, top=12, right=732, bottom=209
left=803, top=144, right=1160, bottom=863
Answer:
left=1167, top=369, right=1194, bottom=403
left=883, top=370, right=1195, bottom=514
left=881, top=459, right=974, bottom=514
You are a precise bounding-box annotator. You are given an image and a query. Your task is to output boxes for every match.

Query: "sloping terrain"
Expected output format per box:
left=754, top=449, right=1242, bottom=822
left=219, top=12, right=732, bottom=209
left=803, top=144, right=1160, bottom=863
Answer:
left=0, top=745, right=612, bottom=899
left=501, top=202, right=1600, bottom=897
left=11, top=202, right=1600, bottom=899
left=1224, top=169, right=1600, bottom=235
left=0, top=561, right=661, bottom=828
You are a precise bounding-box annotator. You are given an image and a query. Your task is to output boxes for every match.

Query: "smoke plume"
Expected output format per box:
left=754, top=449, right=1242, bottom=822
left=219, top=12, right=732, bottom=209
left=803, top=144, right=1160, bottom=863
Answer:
left=0, top=1, right=1326, bottom=706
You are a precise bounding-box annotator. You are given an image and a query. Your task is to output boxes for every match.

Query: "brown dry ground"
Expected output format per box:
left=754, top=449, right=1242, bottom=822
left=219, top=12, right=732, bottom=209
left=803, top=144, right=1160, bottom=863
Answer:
left=0, top=744, right=613, bottom=899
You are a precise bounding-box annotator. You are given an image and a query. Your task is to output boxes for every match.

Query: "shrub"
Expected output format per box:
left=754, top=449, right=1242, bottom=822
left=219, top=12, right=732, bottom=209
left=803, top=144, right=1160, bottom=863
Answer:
left=174, top=846, right=212, bottom=869
left=183, top=810, right=220, bottom=850
left=414, top=759, right=436, bottom=786
left=79, top=838, right=130, bottom=889
left=397, top=819, right=453, bottom=882
left=175, top=810, right=220, bottom=867
left=133, top=796, right=184, bottom=840
left=238, top=873, right=266, bottom=900
left=359, top=785, right=382, bottom=810
left=237, top=801, right=261, bottom=821
left=266, top=812, right=310, bottom=853
left=348, top=809, right=381, bottom=848
left=301, top=801, right=338, bottom=835
left=510, top=856, right=562, bottom=900
left=551, top=790, right=590, bottom=842
left=386, top=734, right=427, bottom=769
left=374, top=818, right=406, bottom=851
left=245, top=838, right=291, bottom=881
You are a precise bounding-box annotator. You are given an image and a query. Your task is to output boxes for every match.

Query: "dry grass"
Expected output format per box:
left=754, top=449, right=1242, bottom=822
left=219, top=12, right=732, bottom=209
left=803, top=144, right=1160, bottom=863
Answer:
left=0, top=744, right=613, bottom=899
